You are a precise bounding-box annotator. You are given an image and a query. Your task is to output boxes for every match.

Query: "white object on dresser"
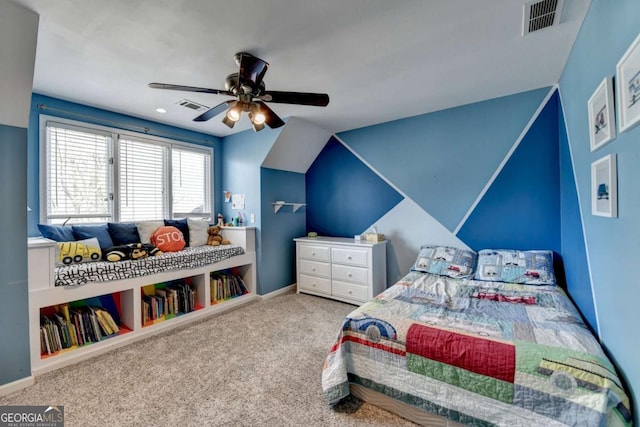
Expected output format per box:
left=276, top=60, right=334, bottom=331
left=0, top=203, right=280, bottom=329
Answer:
left=294, top=236, right=387, bottom=305
left=28, top=227, right=258, bottom=375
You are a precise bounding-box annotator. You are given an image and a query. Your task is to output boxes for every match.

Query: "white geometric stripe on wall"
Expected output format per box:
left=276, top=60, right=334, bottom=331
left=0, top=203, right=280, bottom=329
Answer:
left=368, top=198, right=470, bottom=283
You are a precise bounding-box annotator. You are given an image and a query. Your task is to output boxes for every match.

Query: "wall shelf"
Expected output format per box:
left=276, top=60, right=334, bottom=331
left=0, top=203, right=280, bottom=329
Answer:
left=273, top=201, right=306, bottom=213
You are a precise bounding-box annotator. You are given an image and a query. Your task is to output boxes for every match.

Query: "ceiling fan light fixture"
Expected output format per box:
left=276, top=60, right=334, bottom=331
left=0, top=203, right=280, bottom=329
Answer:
left=226, top=104, right=241, bottom=122
left=251, top=121, right=265, bottom=132
left=222, top=115, right=236, bottom=128
left=249, top=103, right=266, bottom=125
left=149, top=52, right=329, bottom=132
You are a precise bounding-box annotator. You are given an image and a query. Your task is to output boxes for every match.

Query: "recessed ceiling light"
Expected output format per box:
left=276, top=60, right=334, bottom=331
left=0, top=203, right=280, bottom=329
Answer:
left=155, top=107, right=167, bottom=114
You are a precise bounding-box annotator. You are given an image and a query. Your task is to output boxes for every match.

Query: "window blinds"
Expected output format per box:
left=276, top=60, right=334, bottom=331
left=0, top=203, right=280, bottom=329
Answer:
left=46, top=121, right=112, bottom=223
left=43, top=117, right=213, bottom=224
left=172, top=147, right=211, bottom=217
left=118, top=137, right=168, bottom=222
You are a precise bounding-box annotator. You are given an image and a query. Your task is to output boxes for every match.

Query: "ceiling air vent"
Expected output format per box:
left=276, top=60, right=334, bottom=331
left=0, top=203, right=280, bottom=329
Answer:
left=176, top=99, right=209, bottom=111
left=523, top=0, right=564, bottom=36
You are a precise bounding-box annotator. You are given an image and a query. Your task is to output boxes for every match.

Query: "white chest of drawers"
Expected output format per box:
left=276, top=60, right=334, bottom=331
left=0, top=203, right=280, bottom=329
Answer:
left=294, top=236, right=387, bottom=305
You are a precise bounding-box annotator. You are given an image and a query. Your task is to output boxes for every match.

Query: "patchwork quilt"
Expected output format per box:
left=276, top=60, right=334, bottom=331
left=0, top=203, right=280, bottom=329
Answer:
left=55, top=245, right=245, bottom=287
left=322, top=271, right=632, bottom=426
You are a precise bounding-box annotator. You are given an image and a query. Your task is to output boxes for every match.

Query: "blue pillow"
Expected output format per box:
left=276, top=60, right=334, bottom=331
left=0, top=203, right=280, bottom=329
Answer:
left=473, top=249, right=556, bottom=285
left=72, top=224, right=114, bottom=250
left=411, top=245, right=477, bottom=279
left=38, top=224, right=76, bottom=242
left=107, top=222, right=140, bottom=245
left=164, top=218, right=189, bottom=246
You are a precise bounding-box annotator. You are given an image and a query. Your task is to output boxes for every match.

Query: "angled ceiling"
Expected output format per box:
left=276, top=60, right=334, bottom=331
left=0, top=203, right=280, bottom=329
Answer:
left=12, top=0, right=590, bottom=137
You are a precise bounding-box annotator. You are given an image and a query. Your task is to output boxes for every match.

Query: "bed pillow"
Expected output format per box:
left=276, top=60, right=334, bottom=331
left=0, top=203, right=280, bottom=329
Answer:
left=164, top=218, right=189, bottom=246
left=410, top=245, right=477, bottom=278
left=72, top=224, right=114, bottom=249
left=136, top=220, right=164, bottom=244
left=38, top=224, right=76, bottom=242
left=103, top=243, right=162, bottom=262
left=474, top=249, right=556, bottom=285
left=56, top=237, right=102, bottom=266
left=187, top=218, right=209, bottom=247
left=151, top=226, right=186, bottom=252
left=107, top=222, right=140, bottom=245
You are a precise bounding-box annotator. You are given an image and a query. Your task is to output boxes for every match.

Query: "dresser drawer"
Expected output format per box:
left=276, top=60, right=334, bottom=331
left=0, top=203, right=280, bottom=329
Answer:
left=332, top=280, right=368, bottom=302
left=298, top=274, right=331, bottom=295
left=299, top=259, right=331, bottom=278
left=331, top=247, right=368, bottom=267
left=298, top=244, right=330, bottom=262
left=332, top=264, right=368, bottom=285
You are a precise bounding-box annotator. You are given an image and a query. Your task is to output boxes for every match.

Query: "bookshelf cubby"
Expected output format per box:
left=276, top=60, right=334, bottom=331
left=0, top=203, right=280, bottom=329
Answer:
left=28, top=227, right=258, bottom=375
left=141, top=278, right=202, bottom=327
left=40, top=291, right=133, bottom=358
left=210, top=268, right=250, bottom=304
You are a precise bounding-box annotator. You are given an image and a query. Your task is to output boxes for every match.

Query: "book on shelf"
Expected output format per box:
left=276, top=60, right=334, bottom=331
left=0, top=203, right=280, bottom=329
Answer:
left=142, top=281, right=197, bottom=326
left=210, top=271, right=249, bottom=303
left=40, top=301, right=122, bottom=356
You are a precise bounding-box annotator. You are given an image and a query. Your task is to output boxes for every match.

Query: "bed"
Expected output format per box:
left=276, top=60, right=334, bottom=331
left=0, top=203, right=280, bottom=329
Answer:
left=322, top=246, right=632, bottom=427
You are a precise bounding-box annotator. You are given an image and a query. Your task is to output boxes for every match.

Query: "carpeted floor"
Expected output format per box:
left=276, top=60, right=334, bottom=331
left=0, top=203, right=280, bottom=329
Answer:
left=0, top=292, right=416, bottom=426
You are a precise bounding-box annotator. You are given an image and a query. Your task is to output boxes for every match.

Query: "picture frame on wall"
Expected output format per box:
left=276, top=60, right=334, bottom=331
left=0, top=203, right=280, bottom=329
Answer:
left=591, top=154, right=617, bottom=218
left=588, top=76, right=616, bottom=151
left=616, top=32, right=640, bottom=132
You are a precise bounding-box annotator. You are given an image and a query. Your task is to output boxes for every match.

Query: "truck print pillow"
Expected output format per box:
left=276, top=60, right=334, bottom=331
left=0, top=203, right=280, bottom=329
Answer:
left=473, top=249, right=556, bottom=285
left=411, top=246, right=477, bottom=278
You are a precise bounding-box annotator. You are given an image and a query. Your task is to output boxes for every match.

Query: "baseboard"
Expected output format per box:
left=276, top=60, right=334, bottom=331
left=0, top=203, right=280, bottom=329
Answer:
left=0, top=375, right=34, bottom=398
left=260, top=284, right=296, bottom=300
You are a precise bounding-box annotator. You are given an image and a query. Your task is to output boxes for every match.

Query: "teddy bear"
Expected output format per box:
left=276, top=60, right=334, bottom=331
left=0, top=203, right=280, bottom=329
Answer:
left=207, top=225, right=230, bottom=246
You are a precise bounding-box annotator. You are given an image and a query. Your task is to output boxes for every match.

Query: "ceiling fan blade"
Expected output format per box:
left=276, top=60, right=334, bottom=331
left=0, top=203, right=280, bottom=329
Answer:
left=193, top=100, right=235, bottom=122
left=261, top=91, right=329, bottom=107
left=237, top=52, right=269, bottom=91
left=256, top=101, right=285, bottom=129
left=149, top=82, right=233, bottom=96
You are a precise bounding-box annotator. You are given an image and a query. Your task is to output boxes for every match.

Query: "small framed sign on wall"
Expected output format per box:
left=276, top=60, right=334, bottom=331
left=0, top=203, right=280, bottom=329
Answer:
left=591, top=154, right=617, bottom=218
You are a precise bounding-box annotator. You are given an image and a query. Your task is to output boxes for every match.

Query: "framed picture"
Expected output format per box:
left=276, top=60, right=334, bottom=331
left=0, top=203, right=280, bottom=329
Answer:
left=616, top=32, right=640, bottom=132
left=591, top=154, right=617, bottom=218
left=588, top=77, right=616, bottom=150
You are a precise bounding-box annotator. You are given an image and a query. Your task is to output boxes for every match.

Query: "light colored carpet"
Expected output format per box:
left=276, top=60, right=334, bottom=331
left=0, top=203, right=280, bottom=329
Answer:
left=1, top=292, right=416, bottom=426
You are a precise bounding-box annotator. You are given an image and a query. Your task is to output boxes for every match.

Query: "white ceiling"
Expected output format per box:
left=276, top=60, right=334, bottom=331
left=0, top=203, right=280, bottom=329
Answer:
left=13, top=0, right=590, bottom=137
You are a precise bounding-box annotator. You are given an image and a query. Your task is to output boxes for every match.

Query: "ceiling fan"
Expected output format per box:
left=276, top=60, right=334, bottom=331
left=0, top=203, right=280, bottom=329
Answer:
left=149, top=52, right=329, bottom=131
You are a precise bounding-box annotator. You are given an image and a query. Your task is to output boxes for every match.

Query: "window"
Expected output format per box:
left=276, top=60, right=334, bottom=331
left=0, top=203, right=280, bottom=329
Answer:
left=172, top=146, right=212, bottom=217
left=41, top=117, right=213, bottom=224
left=45, top=123, right=113, bottom=223
left=118, top=137, right=168, bottom=222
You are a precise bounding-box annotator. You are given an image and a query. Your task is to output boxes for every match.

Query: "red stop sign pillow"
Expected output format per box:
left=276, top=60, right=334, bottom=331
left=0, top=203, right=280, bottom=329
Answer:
left=151, top=226, right=186, bottom=252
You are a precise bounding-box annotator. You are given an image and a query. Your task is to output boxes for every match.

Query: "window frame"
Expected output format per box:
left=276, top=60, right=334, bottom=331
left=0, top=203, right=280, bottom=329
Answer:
left=39, top=114, right=214, bottom=224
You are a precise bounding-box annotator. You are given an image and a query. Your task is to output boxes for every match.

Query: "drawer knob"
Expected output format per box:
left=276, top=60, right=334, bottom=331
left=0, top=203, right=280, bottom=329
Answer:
left=312, top=252, right=316, bottom=256
left=312, top=267, right=316, bottom=272
left=347, top=273, right=352, bottom=277
left=348, top=290, right=352, bottom=294
left=347, top=255, right=352, bottom=260
left=312, top=283, right=316, bottom=287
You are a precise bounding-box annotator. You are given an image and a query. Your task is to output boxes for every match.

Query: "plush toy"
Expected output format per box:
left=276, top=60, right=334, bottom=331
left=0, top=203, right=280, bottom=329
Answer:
left=104, top=243, right=162, bottom=262
left=207, top=226, right=230, bottom=246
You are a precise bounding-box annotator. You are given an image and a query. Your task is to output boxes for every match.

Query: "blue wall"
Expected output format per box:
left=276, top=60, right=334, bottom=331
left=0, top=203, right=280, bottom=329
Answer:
left=0, top=125, right=30, bottom=384
left=27, top=94, right=223, bottom=236
left=260, top=167, right=306, bottom=294
left=338, top=88, right=550, bottom=231
left=221, top=125, right=282, bottom=294
left=559, top=0, right=640, bottom=420
left=306, top=137, right=403, bottom=237
left=457, top=92, right=561, bottom=254
left=558, top=99, right=595, bottom=333
left=309, top=88, right=564, bottom=280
